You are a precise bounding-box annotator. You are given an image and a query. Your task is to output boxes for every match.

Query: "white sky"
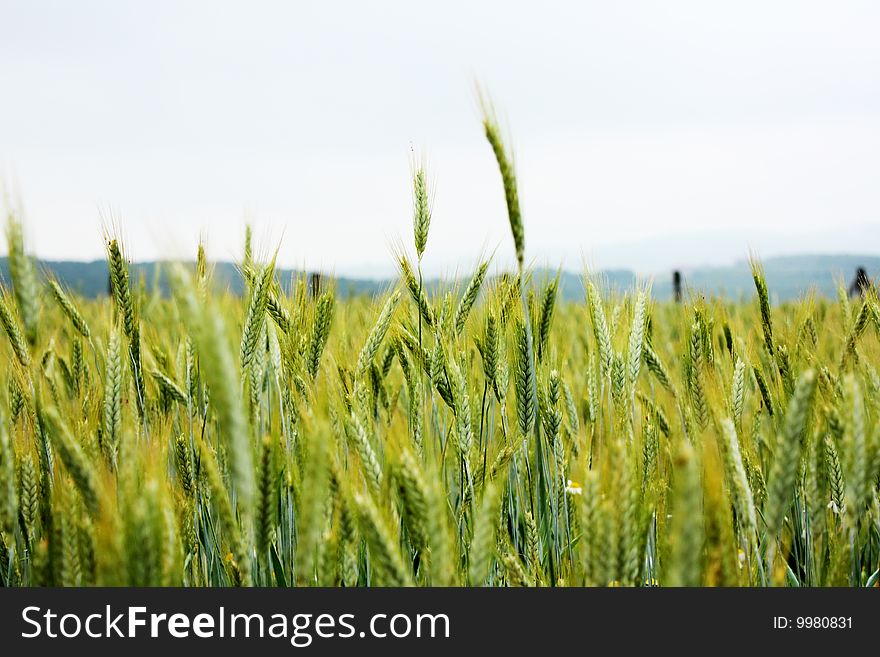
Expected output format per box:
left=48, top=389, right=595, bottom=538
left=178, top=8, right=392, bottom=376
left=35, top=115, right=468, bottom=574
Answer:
left=1, top=1, right=879, bottom=276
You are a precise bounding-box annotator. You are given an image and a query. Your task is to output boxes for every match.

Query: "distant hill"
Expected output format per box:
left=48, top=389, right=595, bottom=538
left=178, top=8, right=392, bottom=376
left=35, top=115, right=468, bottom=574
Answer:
left=653, top=255, right=880, bottom=302
left=0, top=259, right=389, bottom=299
left=1, top=254, right=877, bottom=302
left=554, top=255, right=880, bottom=301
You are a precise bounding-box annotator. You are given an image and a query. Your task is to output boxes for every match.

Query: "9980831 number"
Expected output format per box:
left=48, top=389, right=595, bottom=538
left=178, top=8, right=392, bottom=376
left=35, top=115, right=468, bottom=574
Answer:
left=796, top=617, right=851, bottom=629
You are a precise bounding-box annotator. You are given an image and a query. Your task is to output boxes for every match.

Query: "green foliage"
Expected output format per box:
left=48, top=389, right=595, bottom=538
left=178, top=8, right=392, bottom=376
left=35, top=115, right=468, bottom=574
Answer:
left=0, top=114, right=878, bottom=589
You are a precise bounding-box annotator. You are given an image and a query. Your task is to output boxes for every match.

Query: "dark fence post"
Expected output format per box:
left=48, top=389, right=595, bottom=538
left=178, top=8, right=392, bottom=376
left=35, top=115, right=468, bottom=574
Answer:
left=849, top=266, right=871, bottom=298
left=309, top=271, right=323, bottom=298
left=673, top=270, right=682, bottom=303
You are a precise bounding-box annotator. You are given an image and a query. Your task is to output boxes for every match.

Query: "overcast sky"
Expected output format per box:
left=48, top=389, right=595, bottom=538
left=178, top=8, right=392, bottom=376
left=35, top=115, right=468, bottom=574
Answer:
left=1, top=1, right=879, bottom=276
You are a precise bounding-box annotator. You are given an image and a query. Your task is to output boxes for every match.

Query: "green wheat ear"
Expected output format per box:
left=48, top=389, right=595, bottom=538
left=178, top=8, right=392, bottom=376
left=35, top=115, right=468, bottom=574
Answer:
left=719, top=418, right=757, bottom=537
left=0, top=401, right=16, bottom=535
left=47, top=280, right=91, bottom=339
left=307, top=290, right=335, bottom=379
left=393, top=447, right=431, bottom=555
left=824, top=435, right=846, bottom=518
left=514, top=318, right=536, bottom=438
left=168, top=263, right=255, bottom=517
left=5, top=211, right=40, bottom=345
left=454, top=258, right=491, bottom=336
left=536, top=274, right=559, bottom=362
left=666, top=441, right=703, bottom=587
left=354, top=490, right=413, bottom=587
left=102, top=327, right=123, bottom=471
left=106, top=237, right=146, bottom=419
left=750, top=258, right=774, bottom=357
left=355, top=290, right=401, bottom=381
left=240, top=255, right=277, bottom=372
left=479, top=92, right=524, bottom=268
left=397, top=253, right=434, bottom=328
left=255, top=435, right=278, bottom=554
left=0, top=290, right=30, bottom=368
left=468, top=479, right=503, bottom=586
left=412, top=164, right=432, bottom=261
left=586, top=279, right=613, bottom=379
left=41, top=405, right=102, bottom=518
left=765, top=369, right=817, bottom=540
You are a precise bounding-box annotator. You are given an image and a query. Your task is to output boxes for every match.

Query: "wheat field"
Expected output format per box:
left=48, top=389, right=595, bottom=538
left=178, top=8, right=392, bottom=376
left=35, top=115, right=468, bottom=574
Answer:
left=1, top=109, right=879, bottom=588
